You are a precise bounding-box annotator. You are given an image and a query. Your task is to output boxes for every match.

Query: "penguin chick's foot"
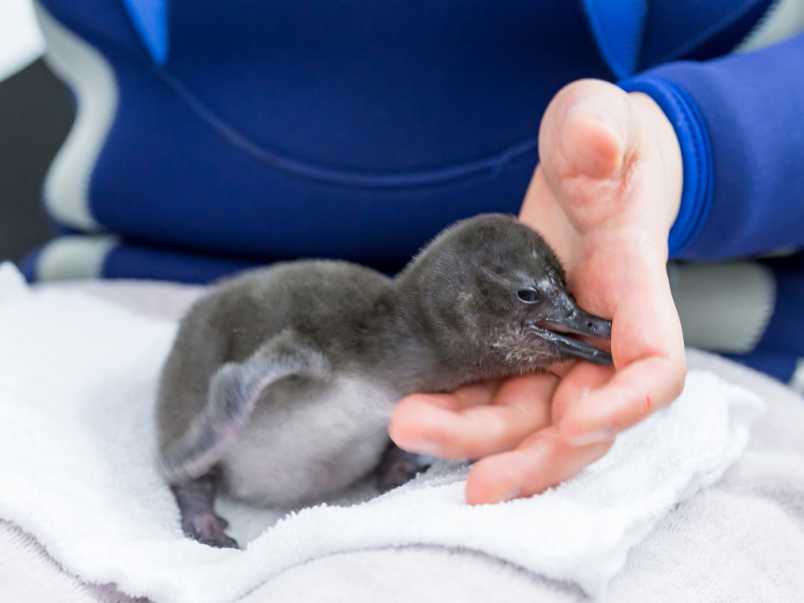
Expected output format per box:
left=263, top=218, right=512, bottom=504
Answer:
left=171, top=471, right=239, bottom=549
left=376, top=442, right=431, bottom=493
left=182, top=508, right=238, bottom=549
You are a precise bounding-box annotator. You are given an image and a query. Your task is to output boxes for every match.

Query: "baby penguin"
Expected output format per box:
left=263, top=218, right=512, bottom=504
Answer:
left=157, top=214, right=611, bottom=548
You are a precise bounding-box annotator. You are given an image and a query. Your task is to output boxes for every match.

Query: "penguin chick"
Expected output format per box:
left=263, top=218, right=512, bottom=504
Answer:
left=156, top=213, right=611, bottom=548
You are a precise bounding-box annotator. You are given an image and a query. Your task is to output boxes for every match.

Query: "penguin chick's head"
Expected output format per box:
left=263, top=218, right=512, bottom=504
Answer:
left=399, top=214, right=612, bottom=369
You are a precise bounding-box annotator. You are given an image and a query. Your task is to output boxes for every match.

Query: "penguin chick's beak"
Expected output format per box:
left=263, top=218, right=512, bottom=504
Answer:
left=525, top=305, right=613, bottom=366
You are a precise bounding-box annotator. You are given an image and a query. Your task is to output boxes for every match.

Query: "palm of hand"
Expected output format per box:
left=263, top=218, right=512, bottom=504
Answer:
left=390, top=80, right=686, bottom=504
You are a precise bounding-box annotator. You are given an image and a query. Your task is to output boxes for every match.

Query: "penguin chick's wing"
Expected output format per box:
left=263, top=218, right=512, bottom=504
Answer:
left=160, top=333, right=331, bottom=484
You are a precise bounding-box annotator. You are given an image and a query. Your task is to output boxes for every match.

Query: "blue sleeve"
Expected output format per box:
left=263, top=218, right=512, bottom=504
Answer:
left=620, top=33, right=804, bottom=260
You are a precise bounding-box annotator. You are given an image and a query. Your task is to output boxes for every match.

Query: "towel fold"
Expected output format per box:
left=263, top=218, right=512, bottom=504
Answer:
left=0, top=264, right=764, bottom=602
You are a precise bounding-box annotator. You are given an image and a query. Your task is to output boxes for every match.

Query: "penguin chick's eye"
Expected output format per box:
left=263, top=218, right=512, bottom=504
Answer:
left=516, top=288, right=540, bottom=304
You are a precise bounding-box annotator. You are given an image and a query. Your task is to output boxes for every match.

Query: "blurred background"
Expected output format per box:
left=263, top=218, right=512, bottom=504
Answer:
left=0, top=0, right=71, bottom=262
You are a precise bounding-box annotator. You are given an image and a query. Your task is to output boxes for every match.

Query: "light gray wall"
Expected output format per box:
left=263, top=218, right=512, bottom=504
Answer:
left=0, top=59, right=72, bottom=262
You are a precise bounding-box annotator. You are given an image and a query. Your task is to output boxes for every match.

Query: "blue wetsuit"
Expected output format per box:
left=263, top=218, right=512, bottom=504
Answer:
left=23, top=0, right=804, bottom=388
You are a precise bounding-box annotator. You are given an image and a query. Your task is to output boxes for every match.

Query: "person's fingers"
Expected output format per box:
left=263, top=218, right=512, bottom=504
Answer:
left=518, top=170, right=581, bottom=277
left=464, top=349, right=620, bottom=505
left=519, top=79, right=686, bottom=454
left=389, top=373, right=559, bottom=459
left=465, top=426, right=613, bottom=504
left=559, top=268, right=686, bottom=445
left=387, top=381, right=499, bottom=456
left=417, top=380, right=501, bottom=411
left=538, top=80, right=630, bottom=177
left=559, top=354, right=685, bottom=445
left=550, top=361, right=614, bottom=424
left=537, top=80, right=638, bottom=233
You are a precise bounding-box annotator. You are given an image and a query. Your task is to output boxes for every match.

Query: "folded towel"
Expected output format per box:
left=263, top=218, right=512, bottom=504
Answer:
left=0, top=264, right=765, bottom=602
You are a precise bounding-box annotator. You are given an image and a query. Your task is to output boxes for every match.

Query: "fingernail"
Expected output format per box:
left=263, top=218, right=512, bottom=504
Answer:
left=497, top=486, right=521, bottom=503
left=565, top=429, right=614, bottom=447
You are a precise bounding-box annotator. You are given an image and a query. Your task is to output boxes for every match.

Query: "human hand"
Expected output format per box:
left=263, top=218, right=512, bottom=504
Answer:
left=389, top=79, right=687, bottom=503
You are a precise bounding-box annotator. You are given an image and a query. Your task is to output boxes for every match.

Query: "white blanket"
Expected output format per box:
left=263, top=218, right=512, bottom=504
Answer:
left=0, top=264, right=765, bottom=603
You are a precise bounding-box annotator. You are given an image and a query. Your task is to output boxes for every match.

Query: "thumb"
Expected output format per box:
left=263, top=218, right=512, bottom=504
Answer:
left=537, top=79, right=637, bottom=232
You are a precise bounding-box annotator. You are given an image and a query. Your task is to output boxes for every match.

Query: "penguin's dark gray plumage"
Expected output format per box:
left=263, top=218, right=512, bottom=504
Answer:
left=157, top=213, right=611, bottom=547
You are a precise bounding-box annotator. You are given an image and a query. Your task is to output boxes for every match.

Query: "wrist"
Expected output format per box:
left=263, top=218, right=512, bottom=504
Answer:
left=619, top=77, right=714, bottom=258
left=628, top=92, right=683, bottom=240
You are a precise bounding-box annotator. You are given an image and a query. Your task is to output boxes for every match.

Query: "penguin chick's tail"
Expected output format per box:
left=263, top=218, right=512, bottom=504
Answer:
left=160, top=336, right=330, bottom=484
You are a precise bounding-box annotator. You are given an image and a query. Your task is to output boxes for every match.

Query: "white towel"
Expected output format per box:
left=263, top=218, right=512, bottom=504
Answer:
left=0, top=264, right=764, bottom=603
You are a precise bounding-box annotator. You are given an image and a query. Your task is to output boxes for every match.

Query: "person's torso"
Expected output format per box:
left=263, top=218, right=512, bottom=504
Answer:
left=34, top=0, right=775, bottom=276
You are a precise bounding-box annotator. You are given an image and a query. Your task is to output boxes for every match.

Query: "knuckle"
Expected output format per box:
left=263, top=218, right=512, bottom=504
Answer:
left=638, top=392, right=654, bottom=419
left=628, top=385, right=653, bottom=423
left=523, top=426, right=562, bottom=452
left=670, top=359, right=688, bottom=400
left=669, top=375, right=685, bottom=401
